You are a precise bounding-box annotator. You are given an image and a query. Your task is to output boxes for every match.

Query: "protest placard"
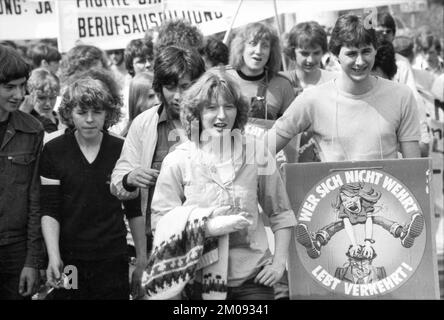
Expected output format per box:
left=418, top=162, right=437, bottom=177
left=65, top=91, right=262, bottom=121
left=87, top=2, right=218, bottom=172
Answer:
left=285, top=158, right=440, bottom=299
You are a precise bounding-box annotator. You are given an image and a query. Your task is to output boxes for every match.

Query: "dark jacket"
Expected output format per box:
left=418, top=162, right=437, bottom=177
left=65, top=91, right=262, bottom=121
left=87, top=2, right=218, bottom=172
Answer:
left=0, top=110, right=45, bottom=269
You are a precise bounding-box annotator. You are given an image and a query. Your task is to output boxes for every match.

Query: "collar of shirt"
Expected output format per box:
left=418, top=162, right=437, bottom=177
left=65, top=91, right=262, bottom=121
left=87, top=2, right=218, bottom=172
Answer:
left=157, top=103, right=168, bottom=124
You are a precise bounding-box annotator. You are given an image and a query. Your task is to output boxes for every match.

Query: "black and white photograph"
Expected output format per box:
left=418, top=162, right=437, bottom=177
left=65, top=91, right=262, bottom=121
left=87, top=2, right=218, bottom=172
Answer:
left=0, top=0, right=443, bottom=307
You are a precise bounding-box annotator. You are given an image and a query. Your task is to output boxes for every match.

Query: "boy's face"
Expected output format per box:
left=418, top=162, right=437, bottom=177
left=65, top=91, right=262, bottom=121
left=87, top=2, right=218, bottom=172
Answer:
left=294, top=44, right=323, bottom=74
left=71, top=105, right=106, bottom=140
left=0, top=77, right=27, bottom=119
left=337, top=44, right=376, bottom=83
left=161, top=73, right=192, bottom=120
left=31, top=85, right=59, bottom=117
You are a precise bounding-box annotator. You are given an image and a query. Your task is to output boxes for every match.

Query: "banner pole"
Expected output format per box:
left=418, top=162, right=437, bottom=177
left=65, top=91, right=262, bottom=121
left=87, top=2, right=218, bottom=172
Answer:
left=163, top=0, right=167, bottom=19
left=273, top=0, right=287, bottom=71
left=223, top=0, right=244, bottom=45
left=54, top=0, right=62, bottom=53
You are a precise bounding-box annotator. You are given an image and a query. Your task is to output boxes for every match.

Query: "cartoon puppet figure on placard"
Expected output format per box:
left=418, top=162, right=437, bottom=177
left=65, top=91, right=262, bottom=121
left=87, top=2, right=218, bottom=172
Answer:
left=295, top=183, right=424, bottom=259
left=335, top=244, right=386, bottom=284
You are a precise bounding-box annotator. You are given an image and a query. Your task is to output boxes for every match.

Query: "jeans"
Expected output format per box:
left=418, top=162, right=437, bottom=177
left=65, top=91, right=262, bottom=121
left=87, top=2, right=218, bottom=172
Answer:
left=185, top=277, right=275, bottom=300
left=52, top=255, right=129, bottom=300
left=0, top=241, right=29, bottom=300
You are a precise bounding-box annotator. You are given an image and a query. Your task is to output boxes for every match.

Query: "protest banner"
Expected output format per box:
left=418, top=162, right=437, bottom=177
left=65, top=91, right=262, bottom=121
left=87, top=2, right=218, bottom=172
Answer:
left=54, top=0, right=280, bottom=52
left=0, top=0, right=57, bottom=40
left=56, top=0, right=244, bottom=52
left=56, top=0, right=165, bottom=52
left=285, top=158, right=440, bottom=299
left=2, top=0, right=413, bottom=48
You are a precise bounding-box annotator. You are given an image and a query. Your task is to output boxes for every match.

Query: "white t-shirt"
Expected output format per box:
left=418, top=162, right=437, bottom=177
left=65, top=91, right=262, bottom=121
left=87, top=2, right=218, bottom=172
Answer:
left=273, top=77, right=421, bottom=162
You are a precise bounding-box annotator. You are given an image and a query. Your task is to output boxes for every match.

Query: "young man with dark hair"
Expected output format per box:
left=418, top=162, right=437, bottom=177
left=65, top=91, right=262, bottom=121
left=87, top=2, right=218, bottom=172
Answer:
left=271, top=14, right=421, bottom=160
left=0, top=45, right=45, bottom=300
left=270, top=13, right=423, bottom=271
left=109, top=39, right=154, bottom=136
left=28, top=43, right=62, bottom=75
left=201, top=36, right=229, bottom=69
left=111, top=47, right=205, bottom=296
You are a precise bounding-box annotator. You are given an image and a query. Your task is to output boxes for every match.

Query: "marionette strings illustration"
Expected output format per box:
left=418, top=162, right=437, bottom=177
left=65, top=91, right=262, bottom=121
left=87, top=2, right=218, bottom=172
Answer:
left=295, top=180, right=425, bottom=286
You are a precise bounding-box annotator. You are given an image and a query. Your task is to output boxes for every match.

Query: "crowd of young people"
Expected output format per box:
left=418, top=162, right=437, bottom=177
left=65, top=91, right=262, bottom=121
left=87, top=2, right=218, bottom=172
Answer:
left=0, top=10, right=443, bottom=300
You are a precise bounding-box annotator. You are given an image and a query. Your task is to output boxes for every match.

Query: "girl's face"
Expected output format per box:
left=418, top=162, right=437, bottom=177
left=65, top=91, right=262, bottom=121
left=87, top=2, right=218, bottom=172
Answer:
left=32, top=85, right=59, bottom=117
left=108, top=50, right=124, bottom=66
left=423, top=47, right=439, bottom=69
left=241, top=36, right=271, bottom=76
left=138, top=87, right=159, bottom=113
left=337, top=44, right=376, bottom=83
left=200, top=95, right=237, bottom=138
left=133, top=55, right=153, bottom=75
left=294, top=44, right=323, bottom=74
left=71, top=105, right=106, bottom=140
